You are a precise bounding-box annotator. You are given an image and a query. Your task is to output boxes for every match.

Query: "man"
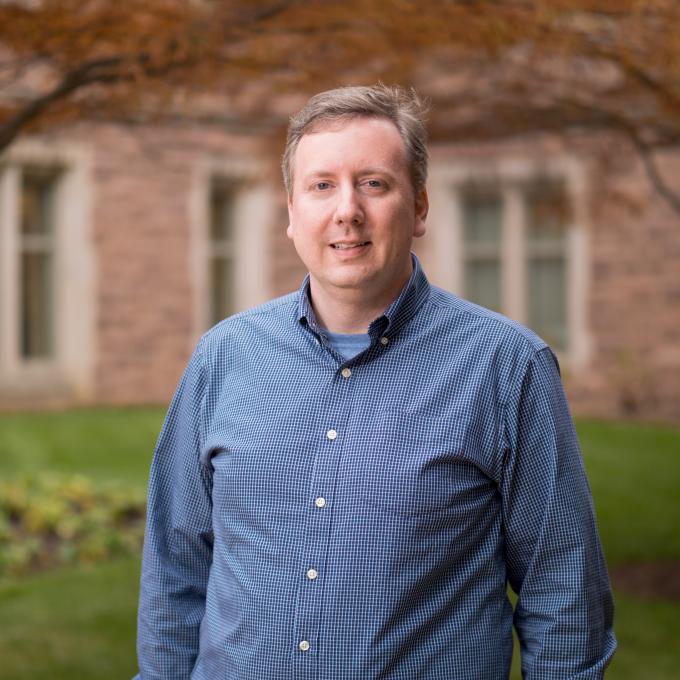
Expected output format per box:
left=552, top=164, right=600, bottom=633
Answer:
left=136, top=85, right=616, bottom=679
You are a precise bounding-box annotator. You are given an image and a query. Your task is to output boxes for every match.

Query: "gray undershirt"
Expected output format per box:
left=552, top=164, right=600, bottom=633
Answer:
left=324, top=330, right=372, bottom=361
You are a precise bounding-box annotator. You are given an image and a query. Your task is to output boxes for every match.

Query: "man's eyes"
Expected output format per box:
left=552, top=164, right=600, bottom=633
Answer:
left=310, top=179, right=386, bottom=191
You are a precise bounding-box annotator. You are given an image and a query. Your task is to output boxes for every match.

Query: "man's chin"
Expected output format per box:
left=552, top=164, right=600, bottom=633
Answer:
left=308, top=274, right=374, bottom=299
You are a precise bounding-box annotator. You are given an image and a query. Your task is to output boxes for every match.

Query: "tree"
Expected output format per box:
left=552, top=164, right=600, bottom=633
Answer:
left=2, top=0, right=680, bottom=213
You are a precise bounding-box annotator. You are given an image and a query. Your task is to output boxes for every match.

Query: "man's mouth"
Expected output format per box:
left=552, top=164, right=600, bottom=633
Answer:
left=331, top=241, right=370, bottom=250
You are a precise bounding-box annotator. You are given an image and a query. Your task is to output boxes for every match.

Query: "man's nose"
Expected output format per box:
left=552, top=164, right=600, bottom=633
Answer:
left=334, top=186, right=364, bottom=226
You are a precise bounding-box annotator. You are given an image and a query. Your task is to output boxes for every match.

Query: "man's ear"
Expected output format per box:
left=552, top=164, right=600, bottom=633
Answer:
left=413, top=186, right=429, bottom=238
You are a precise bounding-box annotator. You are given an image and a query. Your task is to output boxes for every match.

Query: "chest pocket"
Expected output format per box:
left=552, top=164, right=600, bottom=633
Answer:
left=348, top=409, right=493, bottom=517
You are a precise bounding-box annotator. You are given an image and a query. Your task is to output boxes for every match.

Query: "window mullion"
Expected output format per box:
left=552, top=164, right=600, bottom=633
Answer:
left=449, top=188, right=464, bottom=294
left=568, top=217, right=588, bottom=363
left=211, top=240, right=235, bottom=259
left=526, top=242, right=565, bottom=258
left=19, top=234, right=53, bottom=253
left=0, top=166, right=21, bottom=371
left=502, top=185, right=526, bottom=323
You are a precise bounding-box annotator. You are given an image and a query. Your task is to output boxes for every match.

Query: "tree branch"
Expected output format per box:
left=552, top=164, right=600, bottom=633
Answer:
left=0, top=57, right=127, bottom=153
left=629, top=133, right=680, bottom=215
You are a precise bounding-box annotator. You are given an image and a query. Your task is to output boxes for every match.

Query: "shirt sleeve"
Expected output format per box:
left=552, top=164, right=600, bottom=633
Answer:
left=135, top=340, right=214, bottom=680
left=501, top=346, right=616, bottom=679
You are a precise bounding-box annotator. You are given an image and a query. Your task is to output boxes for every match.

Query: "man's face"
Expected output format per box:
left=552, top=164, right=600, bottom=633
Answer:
left=287, top=116, right=428, bottom=306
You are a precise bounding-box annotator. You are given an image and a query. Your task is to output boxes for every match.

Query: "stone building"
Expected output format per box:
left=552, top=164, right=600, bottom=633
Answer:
left=1, top=117, right=679, bottom=422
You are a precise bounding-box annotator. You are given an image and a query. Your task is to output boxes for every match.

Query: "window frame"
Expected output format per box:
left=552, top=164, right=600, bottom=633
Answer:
left=0, top=140, right=94, bottom=403
left=189, top=156, right=273, bottom=339
left=427, top=156, right=591, bottom=367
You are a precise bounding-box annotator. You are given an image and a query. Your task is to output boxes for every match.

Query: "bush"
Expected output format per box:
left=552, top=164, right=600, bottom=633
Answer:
left=0, top=474, right=145, bottom=578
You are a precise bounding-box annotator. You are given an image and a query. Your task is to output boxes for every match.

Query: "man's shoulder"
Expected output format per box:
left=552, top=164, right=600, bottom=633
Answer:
left=197, top=291, right=298, bottom=354
left=425, top=285, right=548, bottom=354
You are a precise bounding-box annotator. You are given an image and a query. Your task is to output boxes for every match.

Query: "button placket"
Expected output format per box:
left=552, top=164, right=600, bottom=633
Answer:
left=293, top=363, right=354, bottom=673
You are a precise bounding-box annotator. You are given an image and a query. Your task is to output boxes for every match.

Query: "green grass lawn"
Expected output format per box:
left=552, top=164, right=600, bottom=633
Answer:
left=0, top=557, right=140, bottom=679
left=578, top=420, right=680, bottom=564
left=0, top=407, right=163, bottom=487
left=508, top=592, right=680, bottom=680
left=1, top=409, right=679, bottom=679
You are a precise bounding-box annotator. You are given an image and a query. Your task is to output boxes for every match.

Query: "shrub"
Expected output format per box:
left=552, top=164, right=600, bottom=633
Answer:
left=0, top=474, right=146, bottom=578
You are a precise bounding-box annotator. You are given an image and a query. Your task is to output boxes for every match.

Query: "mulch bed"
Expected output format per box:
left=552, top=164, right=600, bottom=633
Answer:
left=610, top=561, right=680, bottom=601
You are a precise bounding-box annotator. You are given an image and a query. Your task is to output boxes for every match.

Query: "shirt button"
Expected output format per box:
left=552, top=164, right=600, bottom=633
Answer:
left=299, top=640, right=310, bottom=652
left=380, top=336, right=389, bottom=346
left=326, top=429, right=337, bottom=440
left=306, top=568, right=318, bottom=580
left=315, top=496, right=326, bottom=508
left=341, top=367, right=352, bottom=378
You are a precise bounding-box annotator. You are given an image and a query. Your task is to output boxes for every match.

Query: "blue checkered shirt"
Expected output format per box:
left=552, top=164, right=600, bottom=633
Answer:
left=136, top=255, right=616, bottom=679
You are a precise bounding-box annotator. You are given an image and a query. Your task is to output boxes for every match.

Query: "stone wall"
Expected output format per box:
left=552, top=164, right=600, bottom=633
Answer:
left=572, top=146, right=680, bottom=422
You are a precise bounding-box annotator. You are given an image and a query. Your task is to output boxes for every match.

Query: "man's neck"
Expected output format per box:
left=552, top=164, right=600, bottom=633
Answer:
left=308, top=272, right=411, bottom=334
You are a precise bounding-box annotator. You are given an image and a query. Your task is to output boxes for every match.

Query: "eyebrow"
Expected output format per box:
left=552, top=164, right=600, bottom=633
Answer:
left=300, top=167, right=398, bottom=183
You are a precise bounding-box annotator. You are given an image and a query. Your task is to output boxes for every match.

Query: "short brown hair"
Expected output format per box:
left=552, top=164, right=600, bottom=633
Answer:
left=282, top=84, right=429, bottom=195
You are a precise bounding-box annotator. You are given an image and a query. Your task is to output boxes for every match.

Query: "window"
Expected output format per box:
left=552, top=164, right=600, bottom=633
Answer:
left=462, top=192, right=503, bottom=314
left=190, top=157, right=273, bottom=338
left=525, top=184, right=569, bottom=350
left=20, top=169, right=58, bottom=359
left=209, top=180, right=237, bottom=325
left=460, top=182, right=569, bottom=350
left=428, top=158, right=590, bottom=364
left=0, top=141, right=93, bottom=404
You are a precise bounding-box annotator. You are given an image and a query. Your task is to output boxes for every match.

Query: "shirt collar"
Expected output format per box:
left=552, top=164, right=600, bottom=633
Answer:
left=296, top=253, right=431, bottom=342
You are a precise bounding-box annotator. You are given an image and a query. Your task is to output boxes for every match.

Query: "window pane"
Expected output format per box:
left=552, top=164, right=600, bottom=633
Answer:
left=210, top=185, right=235, bottom=242
left=463, top=194, right=502, bottom=245
left=209, top=180, right=237, bottom=325
left=211, top=257, right=233, bottom=325
left=21, top=252, right=53, bottom=358
left=21, top=172, right=55, bottom=237
left=462, top=192, right=502, bottom=311
left=528, top=257, right=567, bottom=351
left=20, top=171, right=56, bottom=359
left=527, top=186, right=568, bottom=246
left=464, top=261, right=502, bottom=312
